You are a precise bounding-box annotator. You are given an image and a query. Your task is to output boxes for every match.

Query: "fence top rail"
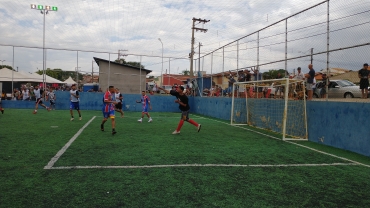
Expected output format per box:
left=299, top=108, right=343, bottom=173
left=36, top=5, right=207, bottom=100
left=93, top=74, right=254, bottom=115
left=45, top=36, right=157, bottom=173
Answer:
left=200, top=0, right=328, bottom=58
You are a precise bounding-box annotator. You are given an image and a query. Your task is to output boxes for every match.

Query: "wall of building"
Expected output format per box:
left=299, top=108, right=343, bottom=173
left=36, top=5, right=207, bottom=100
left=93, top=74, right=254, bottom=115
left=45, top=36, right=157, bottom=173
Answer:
left=2, top=94, right=369, bottom=157
left=98, top=62, right=147, bottom=94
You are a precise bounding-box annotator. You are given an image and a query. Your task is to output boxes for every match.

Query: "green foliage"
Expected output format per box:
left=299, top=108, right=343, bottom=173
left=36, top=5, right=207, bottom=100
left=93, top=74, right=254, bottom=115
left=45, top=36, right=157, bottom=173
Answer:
left=35, top=68, right=83, bottom=81
left=182, top=70, right=190, bottom=75
left=262, top=69, right=288, bottom=79
left=0, top=65, right=14, bottom=71
left=115, top=58, right=145, bottom=69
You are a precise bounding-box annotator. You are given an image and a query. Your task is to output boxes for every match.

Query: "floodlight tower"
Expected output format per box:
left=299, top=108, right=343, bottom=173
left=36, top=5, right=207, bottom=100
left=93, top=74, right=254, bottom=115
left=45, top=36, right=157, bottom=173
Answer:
left=30, top=4, right=58, bottom=90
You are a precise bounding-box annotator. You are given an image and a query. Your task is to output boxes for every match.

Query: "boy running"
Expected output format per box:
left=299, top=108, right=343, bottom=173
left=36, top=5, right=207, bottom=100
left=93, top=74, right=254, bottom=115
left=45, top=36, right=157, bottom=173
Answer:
left=32, top=85, right=50, bottom=114
left=101, top=86, right=117, bottom=135
left=158, top=86, right=201, bottom=134
left=70, top=84, right=82, bottom=121
left=114, top=88, right=124, bottom=118
left=136, top=91, right=152, bottom=123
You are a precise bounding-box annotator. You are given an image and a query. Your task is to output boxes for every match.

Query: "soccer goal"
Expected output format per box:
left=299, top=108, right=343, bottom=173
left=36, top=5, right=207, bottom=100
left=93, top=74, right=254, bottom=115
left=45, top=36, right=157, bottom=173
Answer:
left=230, top=78, right=308, bottom=141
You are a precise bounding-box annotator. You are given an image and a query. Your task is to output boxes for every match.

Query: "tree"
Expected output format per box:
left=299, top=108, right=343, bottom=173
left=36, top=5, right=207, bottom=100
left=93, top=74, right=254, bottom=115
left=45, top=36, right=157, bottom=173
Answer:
left=115, top=58, right=126, bottom=64
left=182, top=70, right=190, bottom=75
left=36, top=68, right=83, bottom=82
left=115, top=58, right=145, bottom=69
left=0, top=65, right=14, bottom=71
left=262, top=69, right=288, bottom=80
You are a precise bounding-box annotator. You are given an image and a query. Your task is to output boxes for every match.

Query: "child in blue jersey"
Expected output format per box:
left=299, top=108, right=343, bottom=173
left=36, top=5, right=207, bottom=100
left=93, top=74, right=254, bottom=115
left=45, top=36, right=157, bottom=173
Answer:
left=101, top=86, right=117, bottom=135
left=136, top=91, right=152, bottom=123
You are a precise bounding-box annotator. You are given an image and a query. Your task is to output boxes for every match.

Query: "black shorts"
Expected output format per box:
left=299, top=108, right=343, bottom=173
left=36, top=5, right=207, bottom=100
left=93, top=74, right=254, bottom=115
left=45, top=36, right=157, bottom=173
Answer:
left=360, top=79, right=369, bottom=89
left=50, top=100, right=55, bottom=105
left=115, top=102, right=122, bottom=110
left=181, top=110, right=190, bottom=121
left=36, top=98, right=43, bottom=104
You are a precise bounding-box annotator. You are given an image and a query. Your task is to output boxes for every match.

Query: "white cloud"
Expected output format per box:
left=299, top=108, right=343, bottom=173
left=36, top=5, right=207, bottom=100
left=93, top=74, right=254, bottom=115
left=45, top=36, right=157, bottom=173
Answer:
left=0, top=0, right=369, bottom=78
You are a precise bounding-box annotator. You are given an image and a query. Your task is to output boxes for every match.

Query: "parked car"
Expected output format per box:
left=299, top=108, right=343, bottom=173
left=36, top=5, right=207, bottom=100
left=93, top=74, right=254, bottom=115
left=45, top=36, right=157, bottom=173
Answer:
left=159, top=85, right=173, bottom=94
left=315, top=79, right=369, bottom=98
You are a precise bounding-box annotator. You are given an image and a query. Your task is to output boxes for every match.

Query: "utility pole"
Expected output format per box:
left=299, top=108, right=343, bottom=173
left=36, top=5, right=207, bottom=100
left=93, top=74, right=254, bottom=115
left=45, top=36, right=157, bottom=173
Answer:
left=198, top=42, right=203, bottom=76
left=91, top=60, right=94, bottom=83
left=310, top=48, right=313, bottom=64
left=118, top=49, right=128, bottom=63
left=190, top=17, right=210, bottom=78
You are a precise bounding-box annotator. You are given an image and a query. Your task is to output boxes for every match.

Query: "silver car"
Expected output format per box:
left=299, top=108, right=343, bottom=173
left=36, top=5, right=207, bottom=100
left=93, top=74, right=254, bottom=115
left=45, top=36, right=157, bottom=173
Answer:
left=323, top=79, right=368, bottom=98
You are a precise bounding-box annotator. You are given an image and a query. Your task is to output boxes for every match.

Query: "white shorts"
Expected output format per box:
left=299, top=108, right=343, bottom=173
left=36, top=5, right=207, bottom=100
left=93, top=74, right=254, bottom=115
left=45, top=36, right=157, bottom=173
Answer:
left=306, top=83, right=314, bottom=90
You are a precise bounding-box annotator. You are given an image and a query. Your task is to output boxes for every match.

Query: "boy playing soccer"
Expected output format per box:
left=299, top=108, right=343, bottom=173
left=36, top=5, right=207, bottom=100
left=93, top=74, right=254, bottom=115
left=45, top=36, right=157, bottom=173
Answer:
left=158, top=86, right=201, bottom=134
left=136, top=91, right=152, bottom=123
left=101, top=86, right=117, bottom=135
left=70, top=84, right=82, bottom=121
left=32, top=85, right=50, bottom=114
left=114, top=88, right=124, bottom=118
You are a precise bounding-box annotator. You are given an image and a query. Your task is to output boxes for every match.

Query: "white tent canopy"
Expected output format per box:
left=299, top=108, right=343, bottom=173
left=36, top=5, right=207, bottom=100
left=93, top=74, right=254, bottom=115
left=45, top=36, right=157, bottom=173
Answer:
left=0, top=68, right=38, bottom=82
left=30, top=73, right=65, bottom=84
left=63, top=76, right=77, bottom=85
left=0, top=68, right=65, bottom=84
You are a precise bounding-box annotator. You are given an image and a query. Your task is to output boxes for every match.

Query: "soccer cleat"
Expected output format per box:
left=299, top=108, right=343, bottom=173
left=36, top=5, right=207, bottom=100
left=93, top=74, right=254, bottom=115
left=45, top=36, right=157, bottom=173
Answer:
left=101, top=124, right=104, bottom=131
left=112, top=130, right=117, bottom=135
left=197, top=124, right=202, bottom=132
left=47, top=107, right=51, bottom=112
left=32, top=111, right=37, bottom=114
left=70, top=117, right=74, bottom=121
left=172, top=130, right=180, bottom=134
left=138, top=119, right=142, bottom=123
left=148, top=118, right=153, bottom=123
left=79, top=116, right=82, bottom=121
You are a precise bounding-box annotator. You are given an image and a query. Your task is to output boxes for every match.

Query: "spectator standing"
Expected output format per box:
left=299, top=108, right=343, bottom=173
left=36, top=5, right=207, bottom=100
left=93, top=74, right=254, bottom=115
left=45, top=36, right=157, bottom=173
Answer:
left=358, top=63, right=369, bottom=99
left=245, top=69, right=252, bottom=82
left=306, top=64, right=316, bottom=100
left=295, top=67, right=305, bottom=80
left=320, top=73, right=329, bottom=98
left=21, top=86, right=30, bottom=101
left=48, top=87, right=56, bottom=110
left=275, top=73, right=283, bottom=99
left=237, top=70, right=246, bottom=97
left=0, top=91, right=4, bottom=114
left=227, top=74, right=236, bottom=97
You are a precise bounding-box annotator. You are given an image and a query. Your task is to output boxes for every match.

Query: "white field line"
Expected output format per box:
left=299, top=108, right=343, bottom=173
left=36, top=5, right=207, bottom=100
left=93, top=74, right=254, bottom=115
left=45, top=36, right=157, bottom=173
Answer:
left=44, top=116, right=96, bottom=169
left=192, top=115, right=370, bottom=168
left=49, top=162, right=357, bottom=170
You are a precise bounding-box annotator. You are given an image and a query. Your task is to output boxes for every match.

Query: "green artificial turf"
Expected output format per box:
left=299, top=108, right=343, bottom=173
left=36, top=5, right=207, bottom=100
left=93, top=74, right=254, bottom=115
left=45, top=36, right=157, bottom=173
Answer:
left=1, top=109, right=370, bottom=207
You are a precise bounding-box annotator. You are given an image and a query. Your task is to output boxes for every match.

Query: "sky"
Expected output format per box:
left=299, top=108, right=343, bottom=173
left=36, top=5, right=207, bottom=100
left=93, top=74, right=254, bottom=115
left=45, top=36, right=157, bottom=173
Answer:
left=0, top=0, right=369, bottom=78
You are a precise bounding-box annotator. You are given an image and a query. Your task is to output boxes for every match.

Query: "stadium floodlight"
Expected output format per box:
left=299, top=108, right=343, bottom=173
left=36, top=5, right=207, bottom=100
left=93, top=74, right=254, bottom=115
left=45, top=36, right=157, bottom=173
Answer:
left=30, top=3, right=58, bottom=94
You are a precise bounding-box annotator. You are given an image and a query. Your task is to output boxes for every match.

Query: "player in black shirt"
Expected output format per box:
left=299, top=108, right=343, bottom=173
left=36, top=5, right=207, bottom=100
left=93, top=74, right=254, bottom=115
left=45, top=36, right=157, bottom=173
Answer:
left=159, top=86, right=201, bottom=134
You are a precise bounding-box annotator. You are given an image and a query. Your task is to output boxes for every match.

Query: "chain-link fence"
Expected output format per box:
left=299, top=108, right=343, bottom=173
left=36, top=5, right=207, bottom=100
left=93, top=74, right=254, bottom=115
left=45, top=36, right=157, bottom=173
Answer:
left=194, top=0, right=370, bottom=100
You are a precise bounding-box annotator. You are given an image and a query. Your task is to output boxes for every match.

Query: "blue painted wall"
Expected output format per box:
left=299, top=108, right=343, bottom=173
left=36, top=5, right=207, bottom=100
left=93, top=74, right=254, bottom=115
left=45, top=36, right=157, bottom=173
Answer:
left=3, top=93, right=370, bottom=157
left=191, top=97, right=370, bottom=157
left=307, top=101, right=370, bottom=157
left=2, top=91, right=180, bottom=112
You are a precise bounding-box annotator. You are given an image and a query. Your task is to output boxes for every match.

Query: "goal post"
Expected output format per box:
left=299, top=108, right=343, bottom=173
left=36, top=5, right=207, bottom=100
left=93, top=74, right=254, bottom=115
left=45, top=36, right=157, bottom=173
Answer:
left=230, top=78, right=308, bottom=141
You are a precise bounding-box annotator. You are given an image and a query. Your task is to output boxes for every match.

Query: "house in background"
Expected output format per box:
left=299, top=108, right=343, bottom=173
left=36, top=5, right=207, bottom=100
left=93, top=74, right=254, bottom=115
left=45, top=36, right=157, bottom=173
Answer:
left=94, top=57, right=152, bottom=94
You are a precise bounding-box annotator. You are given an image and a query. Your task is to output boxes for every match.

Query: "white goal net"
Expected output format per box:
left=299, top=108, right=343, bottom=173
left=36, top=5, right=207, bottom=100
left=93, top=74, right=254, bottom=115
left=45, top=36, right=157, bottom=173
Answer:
left=230, top=78, right=307, bottom=140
